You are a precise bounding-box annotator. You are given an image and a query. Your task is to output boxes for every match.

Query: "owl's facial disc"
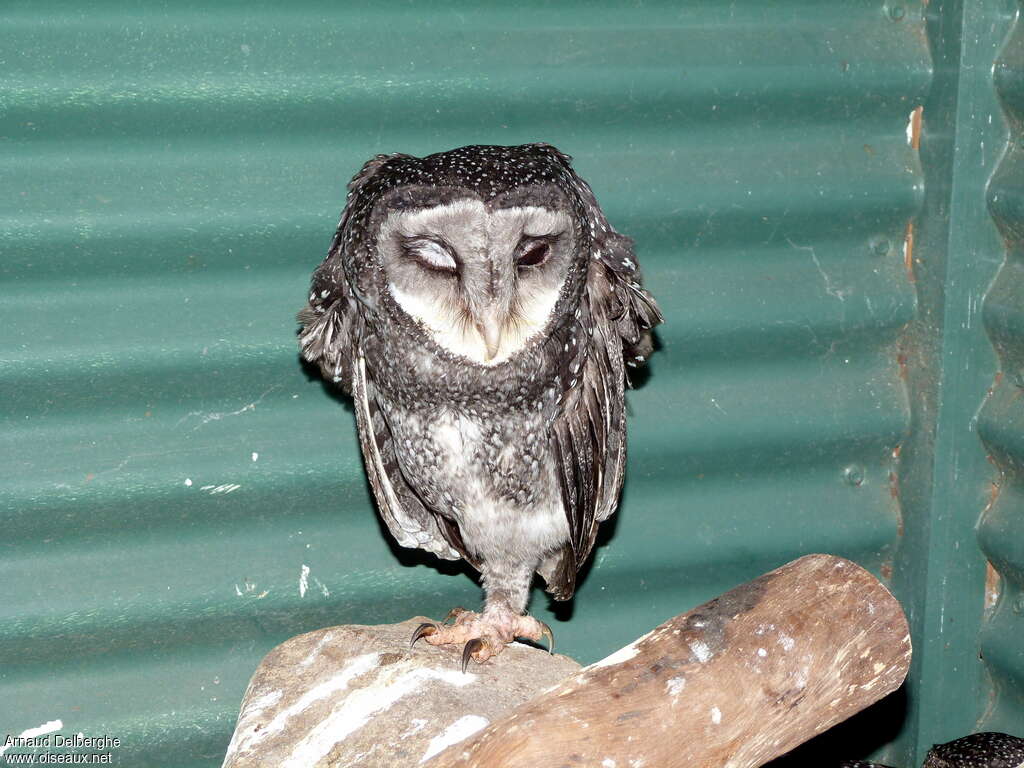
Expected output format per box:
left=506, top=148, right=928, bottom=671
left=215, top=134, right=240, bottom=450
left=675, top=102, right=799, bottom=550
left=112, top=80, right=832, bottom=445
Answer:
left=377, top=197, right=575, bottom=365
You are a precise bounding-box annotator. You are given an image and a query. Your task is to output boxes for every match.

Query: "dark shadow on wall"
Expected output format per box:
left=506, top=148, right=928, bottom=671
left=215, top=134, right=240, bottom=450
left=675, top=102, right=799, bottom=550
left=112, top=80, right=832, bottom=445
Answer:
left=765, top=684, right=908, bottom=768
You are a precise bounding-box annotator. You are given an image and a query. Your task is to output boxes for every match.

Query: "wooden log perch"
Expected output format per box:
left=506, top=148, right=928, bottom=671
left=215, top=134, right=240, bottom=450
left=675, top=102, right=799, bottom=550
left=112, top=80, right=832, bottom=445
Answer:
left=429, top=554, right=912, bottom=768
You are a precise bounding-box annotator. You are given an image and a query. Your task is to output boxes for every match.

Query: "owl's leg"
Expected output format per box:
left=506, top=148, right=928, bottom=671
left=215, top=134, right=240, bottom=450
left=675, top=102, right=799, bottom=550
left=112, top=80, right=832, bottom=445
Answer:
left=471, top=561, right=554, bottom=662
left=410, top=560, right=553, bottom=670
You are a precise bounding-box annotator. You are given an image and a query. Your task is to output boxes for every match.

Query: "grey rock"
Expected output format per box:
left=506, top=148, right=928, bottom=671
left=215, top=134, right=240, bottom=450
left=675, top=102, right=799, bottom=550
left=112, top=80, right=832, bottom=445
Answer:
left=221, top=618, right=580, bottom=768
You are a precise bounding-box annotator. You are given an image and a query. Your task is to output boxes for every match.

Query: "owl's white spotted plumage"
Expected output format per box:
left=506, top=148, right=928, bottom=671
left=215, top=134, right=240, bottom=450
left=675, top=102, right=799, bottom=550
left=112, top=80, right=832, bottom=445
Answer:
left=298, top=144, right=662, bottom=666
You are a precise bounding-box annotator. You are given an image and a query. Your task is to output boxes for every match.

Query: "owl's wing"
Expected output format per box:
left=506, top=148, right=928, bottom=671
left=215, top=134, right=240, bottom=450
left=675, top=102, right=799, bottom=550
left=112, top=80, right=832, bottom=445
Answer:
left=301, top=294, right=470, bottom=562
left=351, top=355, right=475, bottom=564
left=542, top=236, right=662, bottom=601
left=298, top=163, right=472, bottom=563
left=299, top=152, right=472, bottom=564
left=296, top=293, right=358, bottom=395
left=297, top=154, right=404, bottom=393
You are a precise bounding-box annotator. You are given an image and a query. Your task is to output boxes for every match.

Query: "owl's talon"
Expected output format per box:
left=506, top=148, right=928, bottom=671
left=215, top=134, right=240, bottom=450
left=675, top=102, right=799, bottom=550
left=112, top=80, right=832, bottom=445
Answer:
left=461, top=638, right=485, bottom=673
left=410, top=622, right=438, bottom=648
left=538, top=621, right=555, bottom=654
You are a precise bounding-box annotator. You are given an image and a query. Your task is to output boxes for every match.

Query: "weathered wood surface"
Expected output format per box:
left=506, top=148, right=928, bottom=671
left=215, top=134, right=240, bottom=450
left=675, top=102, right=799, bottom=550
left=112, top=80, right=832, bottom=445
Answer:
left=220, top=619, right=580, bottom=768
left=429, top=554, right=912, bottom=768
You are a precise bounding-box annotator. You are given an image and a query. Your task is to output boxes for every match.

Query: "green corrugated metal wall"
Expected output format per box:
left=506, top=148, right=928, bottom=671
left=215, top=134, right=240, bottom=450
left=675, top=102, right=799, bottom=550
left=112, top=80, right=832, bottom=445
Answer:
left=1, top=1, right=1020, bottom=766
left=982, top=0, right=1024, bottom=734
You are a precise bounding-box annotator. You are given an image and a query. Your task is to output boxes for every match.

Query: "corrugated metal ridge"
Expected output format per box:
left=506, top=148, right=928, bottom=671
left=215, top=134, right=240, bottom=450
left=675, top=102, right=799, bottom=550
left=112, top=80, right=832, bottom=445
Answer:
left=978, top=0, right=1024, bottom=731
left=4, top=133, right=922, bottom=266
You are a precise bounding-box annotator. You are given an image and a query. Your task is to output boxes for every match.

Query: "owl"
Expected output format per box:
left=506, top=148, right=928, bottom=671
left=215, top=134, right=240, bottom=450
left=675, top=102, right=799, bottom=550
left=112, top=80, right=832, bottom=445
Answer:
left=298, top=144, right=661, bottom=669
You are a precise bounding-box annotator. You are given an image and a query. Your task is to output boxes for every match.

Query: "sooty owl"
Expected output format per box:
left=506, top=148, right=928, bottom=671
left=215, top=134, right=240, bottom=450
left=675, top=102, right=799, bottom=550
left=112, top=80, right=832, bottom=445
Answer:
left=298, top=144, right=661, bottom=668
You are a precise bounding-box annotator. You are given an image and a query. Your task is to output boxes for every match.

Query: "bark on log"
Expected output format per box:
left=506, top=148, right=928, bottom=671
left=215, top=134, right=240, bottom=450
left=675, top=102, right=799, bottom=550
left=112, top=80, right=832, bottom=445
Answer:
left=429, top=554, right=912, bottom=768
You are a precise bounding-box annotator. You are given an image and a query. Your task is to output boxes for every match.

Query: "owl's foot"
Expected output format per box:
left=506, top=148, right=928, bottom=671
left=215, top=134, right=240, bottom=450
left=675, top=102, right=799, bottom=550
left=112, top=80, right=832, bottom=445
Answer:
left=410, top=608, right=554, bottom=672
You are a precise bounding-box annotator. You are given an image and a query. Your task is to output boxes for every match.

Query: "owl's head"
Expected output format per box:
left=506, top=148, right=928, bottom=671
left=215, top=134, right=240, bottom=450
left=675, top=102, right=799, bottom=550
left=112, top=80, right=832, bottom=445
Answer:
left=374, top=184, right=579, bottom=364
left=305, top=144, right=637, bottom=369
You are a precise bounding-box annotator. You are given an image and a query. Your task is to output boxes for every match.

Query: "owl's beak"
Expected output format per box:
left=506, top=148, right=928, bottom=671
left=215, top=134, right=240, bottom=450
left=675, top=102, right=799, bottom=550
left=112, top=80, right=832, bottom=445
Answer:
left=476, top=318, right=503, bottom=361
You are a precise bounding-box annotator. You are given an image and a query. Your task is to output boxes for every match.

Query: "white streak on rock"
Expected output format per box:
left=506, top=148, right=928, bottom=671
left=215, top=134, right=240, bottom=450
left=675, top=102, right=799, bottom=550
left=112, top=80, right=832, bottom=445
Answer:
left=282, top=663, right=476, bottom=768
left=227, top=653, right=378, bottom=761
left=299, top=632, right=334, bottom=668
left=419, top=715, right=490, bottom=763
left=711, top=706, right=722, bottom=724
